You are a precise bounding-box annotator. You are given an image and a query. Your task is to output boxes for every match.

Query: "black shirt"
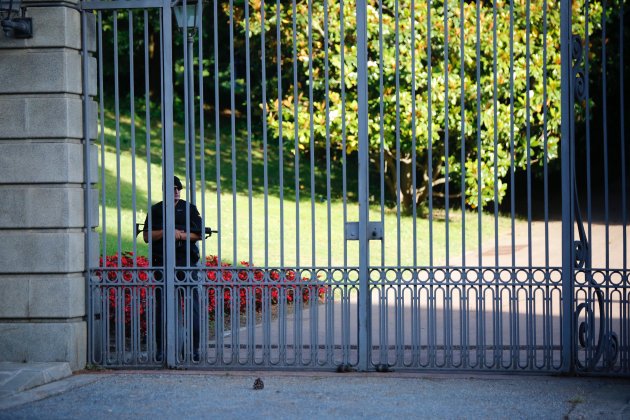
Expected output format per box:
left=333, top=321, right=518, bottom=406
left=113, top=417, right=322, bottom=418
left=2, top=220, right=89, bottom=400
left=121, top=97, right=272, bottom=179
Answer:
left=144, top=200, right=203, bottom=266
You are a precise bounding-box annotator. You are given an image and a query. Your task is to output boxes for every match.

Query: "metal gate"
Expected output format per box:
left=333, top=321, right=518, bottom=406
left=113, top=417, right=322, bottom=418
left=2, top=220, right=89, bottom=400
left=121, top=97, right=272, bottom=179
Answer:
left=82, top=0, right=628, bottom=374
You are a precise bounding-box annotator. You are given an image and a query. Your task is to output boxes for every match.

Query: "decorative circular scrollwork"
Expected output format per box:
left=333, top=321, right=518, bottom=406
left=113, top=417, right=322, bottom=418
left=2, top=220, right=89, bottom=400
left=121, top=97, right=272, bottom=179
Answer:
left=572, top=34, right=583, bottom=62
left=603, top=332, right=619, bottom=368
left=574, top=240, right=587, bottom=269
left=575, top=286, right=619, bottom=372
left=573, top=67, right=586, bottom=101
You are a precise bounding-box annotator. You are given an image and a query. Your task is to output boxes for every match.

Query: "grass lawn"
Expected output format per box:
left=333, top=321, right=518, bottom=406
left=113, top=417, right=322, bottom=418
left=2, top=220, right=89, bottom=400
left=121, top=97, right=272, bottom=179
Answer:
left=96, top=108, right=512, bottom=268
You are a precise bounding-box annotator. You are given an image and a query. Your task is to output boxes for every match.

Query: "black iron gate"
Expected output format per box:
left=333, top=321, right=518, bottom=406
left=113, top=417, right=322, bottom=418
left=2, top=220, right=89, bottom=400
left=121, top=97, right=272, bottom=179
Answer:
left=82, top=0, right=628, bottom=374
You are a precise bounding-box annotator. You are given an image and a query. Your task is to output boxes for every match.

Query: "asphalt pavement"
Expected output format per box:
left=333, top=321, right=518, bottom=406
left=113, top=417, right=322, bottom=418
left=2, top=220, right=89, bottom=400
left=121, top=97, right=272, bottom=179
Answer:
left=1, top=368, right=629, bottom=419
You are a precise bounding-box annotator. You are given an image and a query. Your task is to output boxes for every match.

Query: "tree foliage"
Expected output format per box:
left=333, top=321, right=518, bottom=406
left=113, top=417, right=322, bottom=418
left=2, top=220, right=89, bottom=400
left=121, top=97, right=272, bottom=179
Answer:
left=242, top=0, right=602, bottom=212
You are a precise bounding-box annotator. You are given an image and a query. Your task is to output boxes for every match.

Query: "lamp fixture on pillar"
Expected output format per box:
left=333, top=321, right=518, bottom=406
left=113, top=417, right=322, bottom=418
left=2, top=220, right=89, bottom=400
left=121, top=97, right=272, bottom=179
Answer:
left=0, top=0, right=32, bottom=38
left=173, top=0, right=203, bottom=205
left=173, top=0, right=202, bottom=35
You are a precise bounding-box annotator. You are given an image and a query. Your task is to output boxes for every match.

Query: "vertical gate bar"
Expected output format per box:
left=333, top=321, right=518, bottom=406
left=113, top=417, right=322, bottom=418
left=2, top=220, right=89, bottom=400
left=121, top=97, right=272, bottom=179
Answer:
left=114, top=12, right=123, bottom=262
left=356, top=0, right=370, bottom=372
left=427, top=0, right=435, bottom=366
left=292, top=0, right=300, bottom=269
left=340, top=1, right=349, bottom=365
left=474, top=0, right=482, bottom=267
left=129, top=11, right=138, bottom=266
left=394, top=0, right=401, bottom=366
left=211, top=0, right=224, bottom=363
left=323, top=0, right=333, bottom=361
left=116, top=286, right=124, bottom=362
left=98, top=12, right=107, bottom=267
left=584, top=0, right=592, bottom=266
left=443, top=0, right=452, bottom=363
left=542, top=0, right=557, bottom=364
left=187, top=2, right=196, bottom=267
left=180, top=5, right=191, bottom=212
left=97, top=11, right=107, bottom=363
left=378, top=0, right=385, bottom=267
left=459, top=0, right=466, bottom=269
left=311, top=269, right=318, bottom=364
left=308, top=0, right=316, bottom=268
left=245, top=0, right=253, bottom=267
left=394, top=0, right=401, bottom=267
left=622, top=5, right=628, bottom=372
left=81, top=7, right=93, bottom=365
left=543, top=0, right=549, bottom=268
left=324, top=0, right=332, bottom=269
left=260, top=0, right=272, bottom=361
left=198, top=0, right=208, bottom=362
left=128, top=11, right=140, bottom=361
left=509, top=0, right=516, bottom=267
left=340, top=0, right=348, bottom=267
left=526, top=0, right=533, bottom=268
left=144, top=9, right=154, bottom=288
left=427, top=0, right=434, bottom=267
left=492, top=0, right=499, bottom=267
left=182, top=2, right=192, bottom=268
left=161, top=2, right=177, bottom=367
left=231, top=283, right=239, bottom=363
left=621, top=3, right=627, bottom=272
left=525, top=0, right=534, bottom=366
left=261, top=0, right=270, bottom=269
left=459, top=0, right=467, bottom=363
left=213, top=0, right=222, bottom=267
left=276, top=0, right=284, bottom=269
left=411, top=0, right=418, bottom=268
left=542, top=0, right=550, bottom=366
left=444, top=0, right=450, bottom=268
left=229, top=0, right=237, bottom=266
left=602, top=0, right=609, bottom=271
left=197, top=0, right=206, bottom=267
left=291, top=0, right=302, bottom=364
left=477, top=271, right=484, bottom=367
left=560, top=0, right=574, bottom=373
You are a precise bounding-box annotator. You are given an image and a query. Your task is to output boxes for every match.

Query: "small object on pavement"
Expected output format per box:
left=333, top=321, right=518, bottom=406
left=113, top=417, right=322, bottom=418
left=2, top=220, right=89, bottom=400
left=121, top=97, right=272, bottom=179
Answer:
left=253, top=377, right=264, bottom=390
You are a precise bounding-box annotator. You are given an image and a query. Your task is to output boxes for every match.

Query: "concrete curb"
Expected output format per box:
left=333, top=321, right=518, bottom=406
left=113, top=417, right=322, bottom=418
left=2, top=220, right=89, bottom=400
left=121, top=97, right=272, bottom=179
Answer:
left=0, top=362, right=72, bottom=400
left=0, top=373, right=100, bottom=411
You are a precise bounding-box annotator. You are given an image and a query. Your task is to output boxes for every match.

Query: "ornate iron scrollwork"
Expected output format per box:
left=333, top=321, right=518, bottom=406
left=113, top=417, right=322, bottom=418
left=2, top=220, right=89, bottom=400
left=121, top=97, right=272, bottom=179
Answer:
left=571, top=34, right=586, bottom=101
left=575, top=284, right=620, bottom=371
left=571, top=35, right=618, bottom=372
left=574, top=191, right=619, bottom=370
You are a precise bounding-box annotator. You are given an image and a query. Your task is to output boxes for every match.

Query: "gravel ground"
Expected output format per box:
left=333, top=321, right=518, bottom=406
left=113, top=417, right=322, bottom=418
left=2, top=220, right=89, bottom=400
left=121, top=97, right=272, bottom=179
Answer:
left=1, top=372, right=629, bottom=419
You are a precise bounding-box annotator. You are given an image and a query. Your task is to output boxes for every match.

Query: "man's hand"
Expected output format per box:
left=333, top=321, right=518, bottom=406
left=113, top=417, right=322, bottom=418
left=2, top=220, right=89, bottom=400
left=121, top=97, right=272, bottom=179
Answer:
left=175, top=229, right=201, bottom=242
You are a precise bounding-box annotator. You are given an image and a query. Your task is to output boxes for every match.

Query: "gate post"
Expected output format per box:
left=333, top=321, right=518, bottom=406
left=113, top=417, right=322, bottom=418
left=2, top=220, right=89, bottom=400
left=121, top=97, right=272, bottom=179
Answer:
left=356, top=0, right=370, bottom=372
left=560, top=0, right=575, bottom=373
left=0, top=0, right=96, bottom=370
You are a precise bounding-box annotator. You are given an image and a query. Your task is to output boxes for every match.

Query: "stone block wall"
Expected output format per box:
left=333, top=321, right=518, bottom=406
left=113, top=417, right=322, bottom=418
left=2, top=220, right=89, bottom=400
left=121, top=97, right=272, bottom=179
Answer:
left=0, top=0, right=96, bottom=370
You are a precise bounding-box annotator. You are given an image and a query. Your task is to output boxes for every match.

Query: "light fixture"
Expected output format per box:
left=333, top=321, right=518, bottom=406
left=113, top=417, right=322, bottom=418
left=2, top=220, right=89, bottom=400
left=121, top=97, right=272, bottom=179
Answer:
left=173, top=0, right=202, bottom=35
left=0, top=0, right=32, bottom=39
left=172, top=0, right=204, bottom=205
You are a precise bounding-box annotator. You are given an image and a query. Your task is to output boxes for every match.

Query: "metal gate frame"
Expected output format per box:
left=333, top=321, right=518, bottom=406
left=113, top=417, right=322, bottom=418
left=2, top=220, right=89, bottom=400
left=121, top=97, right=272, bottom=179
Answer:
left=82, top=0, right=628, bottom=374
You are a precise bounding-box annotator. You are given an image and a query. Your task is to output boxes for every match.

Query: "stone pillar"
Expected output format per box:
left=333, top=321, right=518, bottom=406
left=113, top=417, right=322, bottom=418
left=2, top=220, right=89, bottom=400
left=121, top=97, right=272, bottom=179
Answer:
left=0, top=0, right=96, bottom=370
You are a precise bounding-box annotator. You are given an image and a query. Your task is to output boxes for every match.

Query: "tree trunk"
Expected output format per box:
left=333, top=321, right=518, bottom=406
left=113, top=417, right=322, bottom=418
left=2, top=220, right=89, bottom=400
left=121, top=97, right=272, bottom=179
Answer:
left=381, top=149, right=442, bottom=215
left=148, top=26, right=161, bottom=104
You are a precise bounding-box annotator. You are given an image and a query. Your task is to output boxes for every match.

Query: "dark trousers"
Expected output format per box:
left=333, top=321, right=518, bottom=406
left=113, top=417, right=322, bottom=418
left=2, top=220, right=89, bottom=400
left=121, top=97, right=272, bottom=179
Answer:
left=153, top=259, right=201, bottom=358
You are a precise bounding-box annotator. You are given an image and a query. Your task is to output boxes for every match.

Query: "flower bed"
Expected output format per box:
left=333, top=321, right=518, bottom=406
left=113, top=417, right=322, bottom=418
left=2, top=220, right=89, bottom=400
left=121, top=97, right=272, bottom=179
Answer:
left=99, top=252, right=327, bottom=334
left=204, top=255, right=327, bottom=320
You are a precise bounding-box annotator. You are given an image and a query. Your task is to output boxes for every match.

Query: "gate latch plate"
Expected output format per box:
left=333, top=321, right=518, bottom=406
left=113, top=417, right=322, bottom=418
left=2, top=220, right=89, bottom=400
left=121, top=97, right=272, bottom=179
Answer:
left=345, top=221, right=383, bottom=241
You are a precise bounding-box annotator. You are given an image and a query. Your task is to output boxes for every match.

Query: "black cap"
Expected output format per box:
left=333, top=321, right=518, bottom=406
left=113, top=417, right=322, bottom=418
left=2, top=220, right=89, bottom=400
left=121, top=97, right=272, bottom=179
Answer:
left=174, top=176, right=183, bottom=190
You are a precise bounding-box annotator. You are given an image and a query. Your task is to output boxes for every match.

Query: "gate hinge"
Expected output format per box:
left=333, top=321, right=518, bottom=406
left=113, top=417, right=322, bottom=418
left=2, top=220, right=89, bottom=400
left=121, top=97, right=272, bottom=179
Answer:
left=345, top=221, right=383, bottom=241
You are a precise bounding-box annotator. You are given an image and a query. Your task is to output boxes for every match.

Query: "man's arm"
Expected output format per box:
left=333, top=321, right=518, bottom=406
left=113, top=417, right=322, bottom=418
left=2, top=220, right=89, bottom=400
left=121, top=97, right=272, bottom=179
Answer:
left=143, top=229, right=163, bottom=243
left=141, top=226, right=199, bottom=243
left=174, top=229, right=201, bottom=242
